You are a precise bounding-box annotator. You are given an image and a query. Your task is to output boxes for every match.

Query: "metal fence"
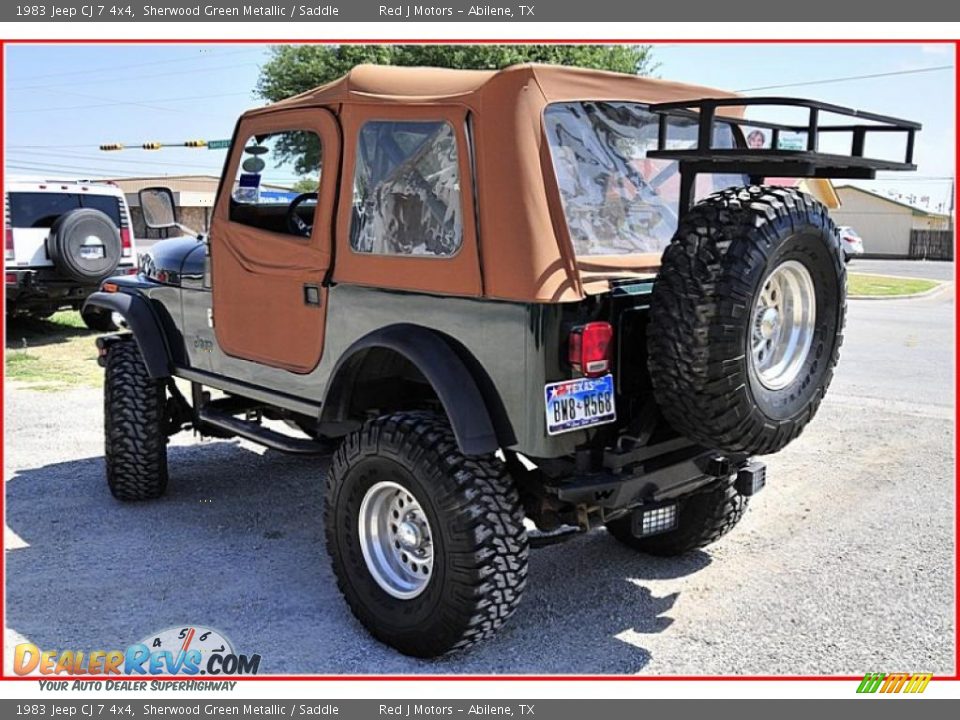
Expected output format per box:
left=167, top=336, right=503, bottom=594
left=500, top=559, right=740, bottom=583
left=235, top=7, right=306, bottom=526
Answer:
left=909, top=229, right=955, bottom=260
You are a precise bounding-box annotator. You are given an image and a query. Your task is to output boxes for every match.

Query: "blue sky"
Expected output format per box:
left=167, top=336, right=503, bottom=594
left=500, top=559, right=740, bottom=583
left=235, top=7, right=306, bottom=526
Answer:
left=4, top=43, right=955, bottom=211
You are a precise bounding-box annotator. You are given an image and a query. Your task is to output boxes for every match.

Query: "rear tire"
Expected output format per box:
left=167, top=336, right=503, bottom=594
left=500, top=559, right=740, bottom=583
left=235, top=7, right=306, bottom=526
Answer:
left=104, top=339, right=168, bottom=501
left=606, top=476, right=748, bottom=557
left=648, top=186, right=845, bottom=456
left=325, top=412, right=528, bottom=657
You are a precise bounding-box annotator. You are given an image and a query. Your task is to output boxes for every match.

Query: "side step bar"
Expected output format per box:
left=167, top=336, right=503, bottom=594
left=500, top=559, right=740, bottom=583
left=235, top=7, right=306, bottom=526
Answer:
left=197, top=407, right=332, bottom=456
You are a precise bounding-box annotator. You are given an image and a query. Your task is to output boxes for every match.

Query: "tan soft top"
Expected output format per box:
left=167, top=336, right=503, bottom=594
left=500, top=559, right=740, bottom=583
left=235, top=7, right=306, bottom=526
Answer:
left=247, top=63, right=740, bottom=111
left=246, top=65, right=742, bottom=302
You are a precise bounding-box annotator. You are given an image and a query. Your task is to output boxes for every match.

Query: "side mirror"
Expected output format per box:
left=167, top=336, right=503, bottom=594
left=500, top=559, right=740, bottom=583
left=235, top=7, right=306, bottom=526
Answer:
left=138, top=187, right=178, bottom=230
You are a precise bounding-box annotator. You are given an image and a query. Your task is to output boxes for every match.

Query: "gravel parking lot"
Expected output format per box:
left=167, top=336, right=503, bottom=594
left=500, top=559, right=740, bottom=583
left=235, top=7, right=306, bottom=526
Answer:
left=4, top=287, right=955, bottom=676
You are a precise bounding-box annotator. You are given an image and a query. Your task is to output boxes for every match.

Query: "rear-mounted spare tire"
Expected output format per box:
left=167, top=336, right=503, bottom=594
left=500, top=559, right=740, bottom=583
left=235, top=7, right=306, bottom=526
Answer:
left=47, top=208, right=122, bottom=284
left=647, top=186, right=846, bottom=456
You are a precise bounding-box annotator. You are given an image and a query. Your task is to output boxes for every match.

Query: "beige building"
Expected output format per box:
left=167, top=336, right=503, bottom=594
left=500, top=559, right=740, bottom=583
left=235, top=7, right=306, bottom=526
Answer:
left=766, top=177, right=841, bottom=210
left=109, top=174, right=300, bottom=239
left=830, top=185, right=952, bottom=258
left=108, top=175, right=220, bottom=237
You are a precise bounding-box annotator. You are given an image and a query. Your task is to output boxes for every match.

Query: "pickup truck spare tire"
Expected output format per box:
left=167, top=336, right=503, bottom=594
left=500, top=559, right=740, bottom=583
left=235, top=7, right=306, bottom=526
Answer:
left=647, top=186, right=846, bottom=456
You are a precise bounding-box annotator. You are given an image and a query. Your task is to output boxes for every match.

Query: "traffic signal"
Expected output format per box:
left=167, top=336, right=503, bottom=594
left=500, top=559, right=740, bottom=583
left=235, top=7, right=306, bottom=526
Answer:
left=184, top=140, right=207, bottom=148
left=141, top=142, right=162, bottom=150
left=99, top=143, right=124, bottom=151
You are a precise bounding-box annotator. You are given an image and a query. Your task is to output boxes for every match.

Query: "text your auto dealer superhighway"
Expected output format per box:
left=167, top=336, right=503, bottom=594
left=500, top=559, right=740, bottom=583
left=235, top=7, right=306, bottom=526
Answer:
left=142, top=5, right=339, bottom=17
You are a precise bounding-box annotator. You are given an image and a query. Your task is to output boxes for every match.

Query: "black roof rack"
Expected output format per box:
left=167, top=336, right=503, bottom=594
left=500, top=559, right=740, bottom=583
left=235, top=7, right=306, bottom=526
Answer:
left=645, top=96, right=921, bottom=216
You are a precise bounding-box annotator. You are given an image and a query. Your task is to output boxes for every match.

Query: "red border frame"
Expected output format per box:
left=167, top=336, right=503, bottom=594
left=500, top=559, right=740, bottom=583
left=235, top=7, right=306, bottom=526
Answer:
left=0, top=37, right=957, bottom=684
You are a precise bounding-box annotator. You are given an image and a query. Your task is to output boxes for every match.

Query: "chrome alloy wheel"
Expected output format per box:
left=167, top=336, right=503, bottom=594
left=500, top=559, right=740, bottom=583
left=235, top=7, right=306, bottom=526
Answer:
left=358, top=480, right=434, bottom=599
left=749, top=260, right=817, bottom=390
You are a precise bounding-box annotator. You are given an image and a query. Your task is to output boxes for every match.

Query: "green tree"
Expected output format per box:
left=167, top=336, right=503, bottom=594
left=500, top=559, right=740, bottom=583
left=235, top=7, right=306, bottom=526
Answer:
left=291, top=177, right=319, bottom=193
left=256, top=44, right=656, bottom=172
left=256, top=44, right=655, bottom=104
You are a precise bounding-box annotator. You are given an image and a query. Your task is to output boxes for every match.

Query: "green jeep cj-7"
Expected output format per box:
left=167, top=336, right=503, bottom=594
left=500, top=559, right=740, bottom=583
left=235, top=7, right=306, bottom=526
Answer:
left=85, top=64, right=920, bottom=657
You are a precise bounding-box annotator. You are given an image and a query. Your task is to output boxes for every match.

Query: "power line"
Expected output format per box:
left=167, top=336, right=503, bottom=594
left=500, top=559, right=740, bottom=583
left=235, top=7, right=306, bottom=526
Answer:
left=736, top=64, right=953, bottom=92
left=872, top=174, right=954, bottom=179
left=6, top=149, right=227, bottom=170
left=5, top=158, right=219, bottom=176
left=7, top=47, right=263, bottom=85
left=864, top=177, right=956, bottom=183
left=7, top=143, right=140, bottom=149
left=11, top=90, right=251, bottom=114
left=6, top=163, right=153, bottom=178
left=9, top=61, right=262, bottom=92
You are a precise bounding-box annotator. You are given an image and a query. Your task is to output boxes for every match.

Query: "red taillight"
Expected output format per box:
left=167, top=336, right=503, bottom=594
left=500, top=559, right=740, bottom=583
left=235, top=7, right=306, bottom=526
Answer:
left=569, top=321, right=614, bottom=377
left=120, top=227, right=132, bottom=258
left=5, top=272, right=17, bottom=285
left=5, top=228, right=14, bottom=261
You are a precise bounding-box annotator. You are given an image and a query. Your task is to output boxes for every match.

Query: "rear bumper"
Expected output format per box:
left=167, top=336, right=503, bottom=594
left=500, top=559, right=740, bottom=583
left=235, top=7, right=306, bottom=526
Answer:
left=545, top=442, right=754, bottom=510
left=6, top=266, right=137, bottom=309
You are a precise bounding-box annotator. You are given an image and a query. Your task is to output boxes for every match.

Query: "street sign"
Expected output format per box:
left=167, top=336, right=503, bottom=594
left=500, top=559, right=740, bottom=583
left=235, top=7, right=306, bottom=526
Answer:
left=207, top=139, right=232, bottom=150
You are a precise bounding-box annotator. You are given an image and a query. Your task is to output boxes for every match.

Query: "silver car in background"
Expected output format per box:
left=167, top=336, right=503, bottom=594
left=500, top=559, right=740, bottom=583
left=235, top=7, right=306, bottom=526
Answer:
left=838, top=225, right=865, bottom=262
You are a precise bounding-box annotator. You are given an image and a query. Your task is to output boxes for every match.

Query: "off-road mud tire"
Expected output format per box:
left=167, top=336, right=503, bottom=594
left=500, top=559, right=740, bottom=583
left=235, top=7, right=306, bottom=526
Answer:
left=606, top=476, right=748, bottom=556
left=104, top=338, right=168, bottom=500
left=325, top=412, right=528, bottom=658
left=648, top=185, right=846, bottom=456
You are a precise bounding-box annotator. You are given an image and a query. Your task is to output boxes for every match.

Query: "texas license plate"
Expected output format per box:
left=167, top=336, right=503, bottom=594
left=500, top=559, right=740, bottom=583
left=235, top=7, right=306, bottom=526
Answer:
left=544, top=375, right=616, bottom=436
left=80, top=246, right=105, bottom=260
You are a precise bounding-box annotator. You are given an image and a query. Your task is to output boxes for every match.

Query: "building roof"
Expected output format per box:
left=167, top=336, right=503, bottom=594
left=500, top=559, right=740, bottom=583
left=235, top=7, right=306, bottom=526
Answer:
left=835, top=184, right=951, bottom=218
left=766, top=177, right=840, bottom=209
left=107, top=174, right=296, bottom=198
left=106, top=175, right=222, bottom=194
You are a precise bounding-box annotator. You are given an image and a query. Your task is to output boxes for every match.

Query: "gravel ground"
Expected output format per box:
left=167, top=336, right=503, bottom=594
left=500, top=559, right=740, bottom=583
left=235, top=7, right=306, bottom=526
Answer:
left=4, top=291, right=955, bottom=676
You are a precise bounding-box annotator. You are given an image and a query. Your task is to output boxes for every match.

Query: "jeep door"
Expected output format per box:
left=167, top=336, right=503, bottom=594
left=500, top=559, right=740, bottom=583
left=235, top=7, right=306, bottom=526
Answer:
left=209, top=108, right=340, bottom=373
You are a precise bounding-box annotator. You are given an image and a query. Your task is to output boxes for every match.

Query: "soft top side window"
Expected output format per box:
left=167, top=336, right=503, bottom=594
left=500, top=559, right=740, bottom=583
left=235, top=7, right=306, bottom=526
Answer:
left=229, top=129, right=322, bottom=238
left=350, top=120, right=463, bottom=258
left=544, top=102, right=745, bottom=256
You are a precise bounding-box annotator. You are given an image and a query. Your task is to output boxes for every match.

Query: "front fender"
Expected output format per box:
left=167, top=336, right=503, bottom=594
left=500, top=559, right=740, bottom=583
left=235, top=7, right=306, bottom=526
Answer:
left=321, top=325, right=506, bottom=456
left=83, top=291, right=171, bottom=379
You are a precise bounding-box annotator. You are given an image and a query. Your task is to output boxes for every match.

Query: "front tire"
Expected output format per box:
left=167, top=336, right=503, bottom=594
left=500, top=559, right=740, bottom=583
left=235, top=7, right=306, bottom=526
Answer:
left=325, top=412, right=528, bottom=657
left=104, top=339, right=168, bottom=500
left=606, top=476, right=748, bottom=557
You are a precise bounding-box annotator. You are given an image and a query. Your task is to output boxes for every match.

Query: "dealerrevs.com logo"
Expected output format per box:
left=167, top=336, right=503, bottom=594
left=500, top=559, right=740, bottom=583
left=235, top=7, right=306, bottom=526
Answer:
left=856, top=673, right=933, bottom=694
left=14, top=626, right=261, bottom=676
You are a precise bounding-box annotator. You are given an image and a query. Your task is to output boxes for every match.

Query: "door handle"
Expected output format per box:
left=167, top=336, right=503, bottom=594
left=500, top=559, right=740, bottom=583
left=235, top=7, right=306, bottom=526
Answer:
left=303, top=284, right=322, bottom=307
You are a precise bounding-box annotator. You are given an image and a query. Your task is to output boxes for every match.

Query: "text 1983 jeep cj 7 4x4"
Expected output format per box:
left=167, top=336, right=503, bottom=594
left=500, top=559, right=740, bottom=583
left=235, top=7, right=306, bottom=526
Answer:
left=86, top=65, right=919, bottom=657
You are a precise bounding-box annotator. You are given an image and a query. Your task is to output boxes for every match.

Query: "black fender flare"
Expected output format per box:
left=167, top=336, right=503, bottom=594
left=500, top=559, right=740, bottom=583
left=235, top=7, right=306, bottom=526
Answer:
left=83, top=291, right=172, bottom=379
left=321, top=324, right=512, bottom=456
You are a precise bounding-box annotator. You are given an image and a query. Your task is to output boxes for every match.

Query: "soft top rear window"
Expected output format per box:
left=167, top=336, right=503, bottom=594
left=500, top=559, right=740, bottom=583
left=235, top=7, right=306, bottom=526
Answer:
left=544, top=102, right=745, bottom=256
left=8, top=192, right=122, bottom=229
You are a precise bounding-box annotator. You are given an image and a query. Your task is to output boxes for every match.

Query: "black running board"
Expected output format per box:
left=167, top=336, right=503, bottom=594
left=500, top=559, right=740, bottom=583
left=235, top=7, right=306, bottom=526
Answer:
left=197, top=408, right=332, bottom=455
